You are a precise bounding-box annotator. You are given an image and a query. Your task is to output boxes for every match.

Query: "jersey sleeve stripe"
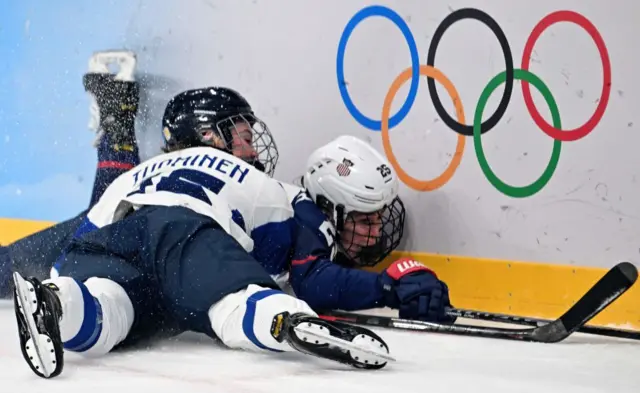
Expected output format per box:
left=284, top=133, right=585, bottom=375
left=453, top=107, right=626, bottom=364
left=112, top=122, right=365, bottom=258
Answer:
left=291, top=255, right=318, bottom=266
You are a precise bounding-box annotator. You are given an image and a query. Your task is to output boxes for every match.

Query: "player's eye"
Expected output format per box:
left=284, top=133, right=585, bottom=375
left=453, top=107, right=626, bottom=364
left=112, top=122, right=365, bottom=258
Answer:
left=239, top=131, right=253, bottom=143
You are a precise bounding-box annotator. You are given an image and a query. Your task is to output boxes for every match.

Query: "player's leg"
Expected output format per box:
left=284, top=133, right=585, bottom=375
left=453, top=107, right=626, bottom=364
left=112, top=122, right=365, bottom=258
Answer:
left=49, top=217, right=187, bottom=355
left=84, top=50, right=141, bottom=208
left=13, top=271, right=136, bottom=378
left=138, top=205, right=392, bottom=369
left=12, top=252, right=140, bottom=379
left=12, top=213, right=181, bottom=379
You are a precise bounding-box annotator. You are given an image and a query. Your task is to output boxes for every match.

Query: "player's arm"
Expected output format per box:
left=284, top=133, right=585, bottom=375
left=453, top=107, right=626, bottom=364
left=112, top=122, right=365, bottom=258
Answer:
left=290, top=223, right=455, bottom=324
left=289, top=219, right=384, bottom=311
left=288, top=196, right=455, bottom=324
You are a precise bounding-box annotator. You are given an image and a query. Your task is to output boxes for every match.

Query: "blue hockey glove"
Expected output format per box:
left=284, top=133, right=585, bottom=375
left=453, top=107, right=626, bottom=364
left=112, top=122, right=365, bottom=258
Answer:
left=378, top=258, right=456, bottom=324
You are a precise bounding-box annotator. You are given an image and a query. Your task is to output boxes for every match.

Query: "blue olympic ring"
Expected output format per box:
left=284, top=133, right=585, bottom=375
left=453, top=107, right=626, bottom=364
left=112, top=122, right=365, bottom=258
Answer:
left=336, top=5, right=421, bottom=131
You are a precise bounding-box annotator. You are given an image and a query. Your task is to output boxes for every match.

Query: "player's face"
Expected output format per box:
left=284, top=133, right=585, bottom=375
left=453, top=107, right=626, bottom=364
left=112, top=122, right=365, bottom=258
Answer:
left=229, top=120, right=258, bottom=161
left=340, top=210, right=383, bottom=259
left=200, top=120, right=258, bottom=161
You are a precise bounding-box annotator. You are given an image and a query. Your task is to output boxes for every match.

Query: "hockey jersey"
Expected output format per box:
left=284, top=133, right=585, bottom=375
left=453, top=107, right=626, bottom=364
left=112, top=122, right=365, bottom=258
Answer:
left=279, top=183, right=385, bottom=311
left=79, top=146, right=293, bottom=252
left=66, top=146, right=385, bottom=312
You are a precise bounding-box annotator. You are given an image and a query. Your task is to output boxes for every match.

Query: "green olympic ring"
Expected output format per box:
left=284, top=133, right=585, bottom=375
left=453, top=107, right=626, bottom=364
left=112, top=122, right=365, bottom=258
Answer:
left=474, top=69, right=562, bottom=198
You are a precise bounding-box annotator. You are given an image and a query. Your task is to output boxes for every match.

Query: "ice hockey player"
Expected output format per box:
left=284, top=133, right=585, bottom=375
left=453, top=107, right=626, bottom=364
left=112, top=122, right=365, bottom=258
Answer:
left=12, top=85, right=395, bottom=380
left=279, top=136, right=455, bottom=325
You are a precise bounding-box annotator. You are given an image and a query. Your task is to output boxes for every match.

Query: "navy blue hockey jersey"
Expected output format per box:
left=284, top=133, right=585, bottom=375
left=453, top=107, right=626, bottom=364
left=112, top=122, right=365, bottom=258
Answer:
left=278, top=183, right=385, bottom=311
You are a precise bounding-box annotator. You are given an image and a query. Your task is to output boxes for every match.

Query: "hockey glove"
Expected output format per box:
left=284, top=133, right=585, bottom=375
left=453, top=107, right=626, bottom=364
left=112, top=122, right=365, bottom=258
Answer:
left=378, top=258, right=456, bottom=324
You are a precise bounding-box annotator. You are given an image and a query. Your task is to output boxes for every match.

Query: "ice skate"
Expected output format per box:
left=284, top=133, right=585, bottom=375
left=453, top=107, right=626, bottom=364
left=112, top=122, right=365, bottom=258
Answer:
left=271, top=312, right=394, bottom=370
left=83, top=50, right=139, bottom=147
left=88, top=50, right=136, bottom=82
left=13, top=272, right=64, bottom=379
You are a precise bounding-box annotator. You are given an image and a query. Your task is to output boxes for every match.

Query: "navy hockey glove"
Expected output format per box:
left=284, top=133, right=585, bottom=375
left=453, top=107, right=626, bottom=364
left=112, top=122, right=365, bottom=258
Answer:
left=379, top=258, right=456, bottom=324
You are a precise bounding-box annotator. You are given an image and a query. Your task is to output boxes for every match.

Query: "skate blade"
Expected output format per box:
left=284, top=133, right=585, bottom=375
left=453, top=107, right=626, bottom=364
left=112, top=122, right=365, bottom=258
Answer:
left=13, top=273, right=59, bottom=378
left=293, top=324, right=396, bottom=363
left=88, top=50, right=137, bottom=81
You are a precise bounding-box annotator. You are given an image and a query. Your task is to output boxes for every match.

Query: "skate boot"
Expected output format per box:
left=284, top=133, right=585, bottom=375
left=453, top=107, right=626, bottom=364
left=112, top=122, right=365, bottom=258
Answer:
left=13, top=272, right=64, bottom=379
left=270, top=312, right=394, bottom=370
left=83, top=50, right=139, bottom=149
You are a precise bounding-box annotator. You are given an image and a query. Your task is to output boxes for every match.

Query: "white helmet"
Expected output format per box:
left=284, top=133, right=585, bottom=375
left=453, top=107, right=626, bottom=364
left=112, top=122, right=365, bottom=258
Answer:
left=303, top=135, right=405, bottom=266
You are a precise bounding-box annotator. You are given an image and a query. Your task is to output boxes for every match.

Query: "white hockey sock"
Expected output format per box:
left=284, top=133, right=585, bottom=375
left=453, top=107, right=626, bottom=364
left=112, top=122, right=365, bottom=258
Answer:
left=209, top=284, right=317, bottom=352
left=44, top=276, right=135, bottom=357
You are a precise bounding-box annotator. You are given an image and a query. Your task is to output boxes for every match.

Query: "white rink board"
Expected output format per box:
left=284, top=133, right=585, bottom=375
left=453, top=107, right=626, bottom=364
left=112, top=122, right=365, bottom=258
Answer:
left=3, top=0, right=638, bottom=268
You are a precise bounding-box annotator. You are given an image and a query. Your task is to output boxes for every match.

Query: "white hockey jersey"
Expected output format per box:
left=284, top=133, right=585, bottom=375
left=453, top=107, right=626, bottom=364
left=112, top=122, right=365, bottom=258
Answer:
left=84, top=146, right=294, bottom=253
left=65, top=146, right=385, bottom=313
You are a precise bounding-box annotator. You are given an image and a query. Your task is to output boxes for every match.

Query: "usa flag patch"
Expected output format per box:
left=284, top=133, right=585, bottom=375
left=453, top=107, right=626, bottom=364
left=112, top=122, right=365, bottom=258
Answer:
left=336, top=158, right=354, bottom=177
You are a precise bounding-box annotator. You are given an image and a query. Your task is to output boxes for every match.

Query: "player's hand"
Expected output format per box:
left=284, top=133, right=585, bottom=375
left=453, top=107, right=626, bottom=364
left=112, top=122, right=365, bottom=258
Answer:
left=378, top=258, right=456, bottom=324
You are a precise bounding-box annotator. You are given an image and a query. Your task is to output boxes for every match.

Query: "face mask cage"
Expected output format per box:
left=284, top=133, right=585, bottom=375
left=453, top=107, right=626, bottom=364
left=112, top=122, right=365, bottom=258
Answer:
left=196, top=113, right=279, bottom=177
left=317, top=195, right=406, bottom=267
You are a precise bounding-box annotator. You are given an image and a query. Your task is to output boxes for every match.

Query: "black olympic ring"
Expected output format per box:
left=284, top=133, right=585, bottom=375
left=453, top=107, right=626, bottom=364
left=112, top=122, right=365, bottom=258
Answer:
left=426, top=8, right=514, bottom=137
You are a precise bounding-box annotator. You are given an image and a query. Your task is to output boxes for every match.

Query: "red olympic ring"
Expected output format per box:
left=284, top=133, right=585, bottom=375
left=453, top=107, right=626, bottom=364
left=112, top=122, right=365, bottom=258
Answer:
left=521, top=10, right=612, bottom=142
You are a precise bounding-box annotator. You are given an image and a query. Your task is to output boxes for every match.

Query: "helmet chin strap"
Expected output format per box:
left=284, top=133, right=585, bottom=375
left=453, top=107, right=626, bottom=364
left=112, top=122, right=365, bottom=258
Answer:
left=334, top=204, right=345, bottom=231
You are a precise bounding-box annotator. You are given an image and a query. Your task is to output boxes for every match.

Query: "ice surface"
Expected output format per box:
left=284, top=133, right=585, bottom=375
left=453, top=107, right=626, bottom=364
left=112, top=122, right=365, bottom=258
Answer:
left=0, top=300, right=638, bottom=392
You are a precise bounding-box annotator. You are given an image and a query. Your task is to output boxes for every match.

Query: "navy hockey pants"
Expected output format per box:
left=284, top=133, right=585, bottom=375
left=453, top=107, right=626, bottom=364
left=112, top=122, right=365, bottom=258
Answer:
left=55, top=205, right=279, bottom=348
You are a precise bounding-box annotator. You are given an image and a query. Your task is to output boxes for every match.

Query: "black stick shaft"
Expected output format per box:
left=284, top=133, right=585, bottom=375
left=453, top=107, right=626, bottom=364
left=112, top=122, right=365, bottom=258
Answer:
left=447, top=307, right=640, bottom=341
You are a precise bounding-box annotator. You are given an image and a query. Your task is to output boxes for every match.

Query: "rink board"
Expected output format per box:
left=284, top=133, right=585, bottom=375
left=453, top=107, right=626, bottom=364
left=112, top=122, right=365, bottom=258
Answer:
left=2, top=217, right=639, bottom=331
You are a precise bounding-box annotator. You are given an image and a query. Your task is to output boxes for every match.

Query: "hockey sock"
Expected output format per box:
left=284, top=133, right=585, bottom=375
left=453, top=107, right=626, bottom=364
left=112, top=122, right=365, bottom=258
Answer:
left=209, top=284, right=318, bottom=352
left=90, top=133, right=140, bottom=207
left=51, top=277, right=103, bottom=353
left=47, top=276, right=134, bottom=357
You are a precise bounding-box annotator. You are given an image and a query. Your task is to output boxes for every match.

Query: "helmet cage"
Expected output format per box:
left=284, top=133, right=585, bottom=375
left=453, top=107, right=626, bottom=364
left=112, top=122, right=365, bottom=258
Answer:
left=318, top=194, right=406, bottom=267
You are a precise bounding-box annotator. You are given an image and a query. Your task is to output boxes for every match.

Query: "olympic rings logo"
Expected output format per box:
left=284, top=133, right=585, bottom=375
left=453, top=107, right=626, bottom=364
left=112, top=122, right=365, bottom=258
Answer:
left=336, top=6, right=611, bottom=198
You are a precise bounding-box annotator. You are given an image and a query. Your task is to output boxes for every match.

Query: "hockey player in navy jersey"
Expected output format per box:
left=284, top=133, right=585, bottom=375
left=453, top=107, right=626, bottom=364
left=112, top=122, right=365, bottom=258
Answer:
left=11, top=83, right=397, bottom=379
left=278, top=135, right=454, bottom=324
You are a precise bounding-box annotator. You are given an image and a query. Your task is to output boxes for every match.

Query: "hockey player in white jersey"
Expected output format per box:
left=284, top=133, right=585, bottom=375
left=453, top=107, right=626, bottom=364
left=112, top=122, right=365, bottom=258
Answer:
left=12, top=87, right=393, bottom=379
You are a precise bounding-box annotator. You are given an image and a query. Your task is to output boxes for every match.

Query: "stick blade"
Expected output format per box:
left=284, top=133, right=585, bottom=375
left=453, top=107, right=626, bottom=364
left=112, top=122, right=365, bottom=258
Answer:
left=534, top=261, right=638, bottom=343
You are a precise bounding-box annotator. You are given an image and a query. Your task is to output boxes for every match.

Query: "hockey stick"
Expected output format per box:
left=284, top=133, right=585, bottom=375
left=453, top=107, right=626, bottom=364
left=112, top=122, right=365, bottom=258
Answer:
left=319, top=261, right=637, bottom=343
left=446, top=307, right=640, bottom=341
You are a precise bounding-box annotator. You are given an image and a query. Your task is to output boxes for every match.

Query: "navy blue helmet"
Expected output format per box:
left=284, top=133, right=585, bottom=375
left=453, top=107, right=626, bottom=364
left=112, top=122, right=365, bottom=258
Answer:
left=162, top=87, right=279, bottom=176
